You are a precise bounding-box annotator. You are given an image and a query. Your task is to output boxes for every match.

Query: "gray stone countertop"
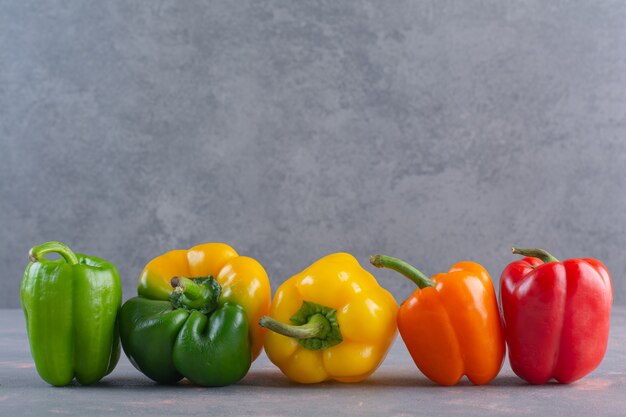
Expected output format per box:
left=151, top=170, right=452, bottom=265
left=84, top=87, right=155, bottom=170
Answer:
left=1, top=308, right=624, bottom=417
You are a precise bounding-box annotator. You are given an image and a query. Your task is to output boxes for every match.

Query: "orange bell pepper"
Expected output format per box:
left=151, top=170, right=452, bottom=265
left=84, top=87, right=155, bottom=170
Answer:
left=137, top=242, right=271, bottom=360
left=370, top=254, right=504, bottom=385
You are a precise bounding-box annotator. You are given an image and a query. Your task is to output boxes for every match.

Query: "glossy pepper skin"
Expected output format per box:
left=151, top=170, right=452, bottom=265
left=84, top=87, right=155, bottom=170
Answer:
left=260, top=253, right=398, bottom=383
left=120, top=242, right=270, bottom=386
left=500, top=248, right=613, bottom=384
left=20, top=241, right=122, bottom=386
left=371, top=255, right=505, bottom=386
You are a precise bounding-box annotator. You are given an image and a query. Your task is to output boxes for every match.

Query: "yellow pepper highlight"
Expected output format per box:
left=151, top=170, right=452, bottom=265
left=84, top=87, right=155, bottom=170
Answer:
left=137, top=242, right=270, bottom=360
left=261, top=253, right=398, bottom=383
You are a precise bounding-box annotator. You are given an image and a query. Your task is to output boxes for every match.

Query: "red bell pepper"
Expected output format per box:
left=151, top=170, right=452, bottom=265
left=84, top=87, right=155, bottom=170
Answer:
left=500, top=247, right=613, bottom=384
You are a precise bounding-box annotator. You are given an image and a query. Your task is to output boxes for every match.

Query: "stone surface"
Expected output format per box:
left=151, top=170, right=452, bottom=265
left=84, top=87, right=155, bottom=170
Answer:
left=1, top=1, right=625, bottom=307
left=1, top=308, right=625, bottom=416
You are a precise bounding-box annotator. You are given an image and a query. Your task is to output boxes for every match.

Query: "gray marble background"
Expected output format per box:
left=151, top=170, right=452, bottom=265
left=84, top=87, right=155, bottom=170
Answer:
left=1, top=1, right=625, bottom=308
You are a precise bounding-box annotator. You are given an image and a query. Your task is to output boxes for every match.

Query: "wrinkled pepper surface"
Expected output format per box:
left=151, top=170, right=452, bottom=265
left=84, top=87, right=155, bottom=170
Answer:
left=500, top=247, right=613, bottom=384
left=120, top=243, right=270, bottom=386
left=371, top=255, right=504, bottom=385
left=260, top=253, right=398, bottom=383
left=21, top=241, right=122, bottom=386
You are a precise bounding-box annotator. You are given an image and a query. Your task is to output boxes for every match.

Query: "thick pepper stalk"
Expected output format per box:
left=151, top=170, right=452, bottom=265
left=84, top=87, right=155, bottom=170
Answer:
left=21, top=241, right=122, bottom=386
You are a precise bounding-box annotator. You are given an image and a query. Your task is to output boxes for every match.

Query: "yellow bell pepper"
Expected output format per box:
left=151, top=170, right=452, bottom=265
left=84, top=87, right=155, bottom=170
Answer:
left=259, top=253, right=398, bottom=383
left=137, top=242, right=270, bottom=360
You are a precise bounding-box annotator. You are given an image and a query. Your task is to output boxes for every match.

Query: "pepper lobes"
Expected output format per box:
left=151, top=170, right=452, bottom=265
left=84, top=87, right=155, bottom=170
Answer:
left=20, top=241, right=122, bottom=386
left=370, top=255, right=505, bottom=385
left=120, top=243, right=270, bottom=386
left=260, top=253, right=398, bottom=383
left=500, top=247, right=613, bottom=384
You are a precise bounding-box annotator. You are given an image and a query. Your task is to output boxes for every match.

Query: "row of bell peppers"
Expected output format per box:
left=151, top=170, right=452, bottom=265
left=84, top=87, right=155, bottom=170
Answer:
left=21, top=241, right=613, bottom=387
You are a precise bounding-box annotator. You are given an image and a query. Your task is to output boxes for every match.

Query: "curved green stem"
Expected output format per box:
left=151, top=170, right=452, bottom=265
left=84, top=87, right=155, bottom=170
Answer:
left=28, top=241, right=79, bottom=265
left=259, top=314, right=329, bottom=340
left=370, top=254, right=435, bottom=289
left=511, top=247, right=559, bottom=264
left=259, top=301, right=343, bottom=350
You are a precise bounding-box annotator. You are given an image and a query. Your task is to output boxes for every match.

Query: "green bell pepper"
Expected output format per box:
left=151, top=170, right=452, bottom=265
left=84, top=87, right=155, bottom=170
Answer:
left=20, top=241, right=122, bottom=386
left=119, top=276, right=251, bottom=387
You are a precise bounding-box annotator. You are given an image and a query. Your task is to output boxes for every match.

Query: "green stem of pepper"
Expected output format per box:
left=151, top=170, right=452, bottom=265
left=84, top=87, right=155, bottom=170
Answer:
left=369, top=254, right=435, bottom=289
left=259, top=301, right=343, bottom=350
left=171, top=277, right=206, bottom=300
left=170, top=276, right=220, bottom=313
left=259, top=314, right=330, bottom=340
left=511, top=247, right=560, bottom=264
left=28, top=241, right=79, bottom=265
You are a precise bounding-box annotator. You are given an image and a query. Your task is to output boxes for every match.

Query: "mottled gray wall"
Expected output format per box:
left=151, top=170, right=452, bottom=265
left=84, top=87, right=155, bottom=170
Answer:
left=1, top=1, right=625, bottom=308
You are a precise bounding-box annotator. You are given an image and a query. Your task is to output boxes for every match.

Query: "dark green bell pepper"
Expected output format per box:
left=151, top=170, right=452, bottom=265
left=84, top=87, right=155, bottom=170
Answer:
left=119, top=276, right=251, bottom=386
left=20, top=241, right=122, bottom=386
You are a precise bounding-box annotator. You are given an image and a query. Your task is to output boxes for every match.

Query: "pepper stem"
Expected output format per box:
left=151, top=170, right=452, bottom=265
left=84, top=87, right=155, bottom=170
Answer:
left=369, top=254, right=435, bottom=289
left=171, top=277, right=206, bottom=300
left=259, top=301, right=343, bottom=350
left=511, top=247, right=559, bottom=264
left=170, top=276, right=221, bottom=313
left=28, top=241, right=79, bottom=265
left=259, top=314, right=329, bottom=339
